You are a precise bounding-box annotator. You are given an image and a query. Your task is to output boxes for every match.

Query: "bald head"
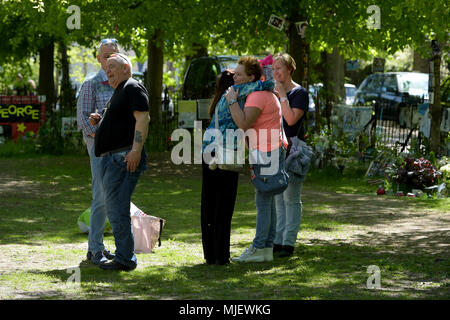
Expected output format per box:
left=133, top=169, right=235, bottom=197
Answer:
left=105, top=53, right=132, bottom=89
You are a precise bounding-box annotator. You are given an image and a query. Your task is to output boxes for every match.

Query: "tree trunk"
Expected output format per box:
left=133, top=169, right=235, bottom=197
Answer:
left=322, top=51, right=332, bottom=131
left=413, top=49, right=429, bottom=73
left=430, top=55, right=442, bottom=155
left=322, top=47, right=345, bottom=130
left=59, top=41, right=74, bottom=117
left=147, top=29, right=164, bottom=125
left=38, top=41, right=55, bottom=115
left=326, top=47, right=346, bottom=103
left=287, top=12, right=308, bottom=87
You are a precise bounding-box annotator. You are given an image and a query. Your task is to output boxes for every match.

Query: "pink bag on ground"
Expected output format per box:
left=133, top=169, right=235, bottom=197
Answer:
left=130, top=202, right=166, bottom=253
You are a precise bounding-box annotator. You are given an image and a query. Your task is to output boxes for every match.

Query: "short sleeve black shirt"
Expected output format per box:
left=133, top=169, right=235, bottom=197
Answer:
left=283, top=86, right=309, bottom=139
left=95, top=78, right=149, bottom=156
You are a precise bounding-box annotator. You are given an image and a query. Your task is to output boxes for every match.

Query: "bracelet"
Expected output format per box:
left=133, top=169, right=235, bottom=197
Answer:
left=228, top=99, right=237, bottom=106
left=280, top=97, right=288, bottom=102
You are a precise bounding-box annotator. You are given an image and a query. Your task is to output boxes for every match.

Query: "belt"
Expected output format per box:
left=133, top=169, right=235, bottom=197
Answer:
left=100, top=145, right=132, bottom=157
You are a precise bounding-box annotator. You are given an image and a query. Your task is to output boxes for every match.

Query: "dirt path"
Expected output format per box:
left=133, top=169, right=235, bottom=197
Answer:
left=301, top=189, right=450, bottom=256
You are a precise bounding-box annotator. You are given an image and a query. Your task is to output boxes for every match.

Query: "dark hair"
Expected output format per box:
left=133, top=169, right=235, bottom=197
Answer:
left=238, top=56, right=262, bottom=82
left=209, top=70, right=235, bottom=119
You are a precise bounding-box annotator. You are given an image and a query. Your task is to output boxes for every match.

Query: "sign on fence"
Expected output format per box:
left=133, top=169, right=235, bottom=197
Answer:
left=178, top=100, right=197, bottom=129
left=441, top=108, right=450, bottom=132
left=61, top=117, right=79, bottom=136
left=332, top=105, right=372, bottom=135
left=197, top=99, right=211, bottom=120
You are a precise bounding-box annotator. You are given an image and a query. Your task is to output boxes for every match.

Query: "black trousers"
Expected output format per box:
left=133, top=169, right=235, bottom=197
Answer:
left=201, top=160, right=239, bottom=264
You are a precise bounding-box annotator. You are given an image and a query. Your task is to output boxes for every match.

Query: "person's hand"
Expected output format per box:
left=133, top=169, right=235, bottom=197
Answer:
left=225, top=86, right=239, bottom=105
left=275, top=81, right=286, bottom=100
left=124, top=150, right=141, bottom=173
left=89, top=113, right=101, bottom=126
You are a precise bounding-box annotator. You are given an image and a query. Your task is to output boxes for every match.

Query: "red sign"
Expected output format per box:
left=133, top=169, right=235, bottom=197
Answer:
left=0, top=96, right=46, bottom=140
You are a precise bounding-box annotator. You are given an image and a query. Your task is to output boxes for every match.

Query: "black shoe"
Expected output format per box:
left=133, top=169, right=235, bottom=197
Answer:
left=215, top=259, right=230, bottom=265
left=279, top=245, right=294, bottom=257
left=99, top=260, right=135, bottom=271
left=102, top=249, right=115, bottom=260
left=273, top=243, right=283, bottom=253
left=87, top=249, right=115, bottom=261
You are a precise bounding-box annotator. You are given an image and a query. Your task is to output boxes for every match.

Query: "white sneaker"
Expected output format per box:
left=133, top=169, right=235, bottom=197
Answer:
left=232, top=244, right=265, bottom=263
left=264, top=247, right=273, bottom=262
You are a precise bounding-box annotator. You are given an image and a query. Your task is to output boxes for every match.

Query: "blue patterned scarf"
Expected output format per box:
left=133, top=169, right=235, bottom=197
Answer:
left=202, top=80, right=274, bottom=152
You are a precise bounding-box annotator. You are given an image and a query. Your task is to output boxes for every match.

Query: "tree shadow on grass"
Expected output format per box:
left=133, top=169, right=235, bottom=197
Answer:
left=1, top=150, right=447, bottom=247
left=22, top=238, right=450, bottom=300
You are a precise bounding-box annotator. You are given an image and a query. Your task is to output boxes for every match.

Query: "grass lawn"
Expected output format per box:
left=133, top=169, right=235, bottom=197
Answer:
left=0, top=152, right=449, bottom=300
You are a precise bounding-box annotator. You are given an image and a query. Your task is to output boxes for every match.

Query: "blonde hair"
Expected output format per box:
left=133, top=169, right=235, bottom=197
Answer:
left=273, top=53, right=296, bottom=75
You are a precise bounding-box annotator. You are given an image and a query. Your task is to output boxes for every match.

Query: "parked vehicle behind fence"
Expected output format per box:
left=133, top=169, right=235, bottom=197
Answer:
left=182, top=55, right=239, bottom=101
left=179, top=55, right=240, bottom=128
left=353, top=72, right=429, bottom=121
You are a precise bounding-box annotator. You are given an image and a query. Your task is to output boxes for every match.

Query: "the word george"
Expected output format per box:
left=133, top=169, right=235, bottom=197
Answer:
left=0, top=105, right=40, bottom=121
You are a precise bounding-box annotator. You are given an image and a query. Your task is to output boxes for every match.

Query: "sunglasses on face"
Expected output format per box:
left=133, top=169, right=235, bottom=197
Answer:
left=101, top=38, right=118, bottom=45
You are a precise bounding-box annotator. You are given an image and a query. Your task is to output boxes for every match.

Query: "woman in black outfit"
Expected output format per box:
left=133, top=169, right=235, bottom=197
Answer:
left=201, top=70, right=238, bottom=265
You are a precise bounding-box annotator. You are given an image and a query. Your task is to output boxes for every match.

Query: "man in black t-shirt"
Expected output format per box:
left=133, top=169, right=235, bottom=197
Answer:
left=89, top=53, right=150, bottom=271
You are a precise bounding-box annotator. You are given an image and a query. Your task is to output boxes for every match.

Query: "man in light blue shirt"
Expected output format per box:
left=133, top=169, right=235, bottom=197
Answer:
left=76, top=38, right=120, bottom=264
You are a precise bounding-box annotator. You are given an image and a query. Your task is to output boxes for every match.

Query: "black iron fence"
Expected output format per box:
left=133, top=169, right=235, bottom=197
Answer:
left=368, top=99, right=424, bottom=153
left=145, top=110, right=178, bottom=152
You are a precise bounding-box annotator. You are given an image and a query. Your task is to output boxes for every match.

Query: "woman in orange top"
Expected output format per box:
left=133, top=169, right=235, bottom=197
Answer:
left=225, top=56, right=288, bottom=263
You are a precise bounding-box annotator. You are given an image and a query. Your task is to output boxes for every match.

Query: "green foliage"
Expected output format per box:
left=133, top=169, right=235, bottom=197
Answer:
left=35, top=116, right=85, bottom=155
left=437, top=157, right=450, bottom=196
left=1, top=0, right=449, bottom=155
left=0, top=58, right=38, bottom=94
left=308, top=125, right=373, bottom=174
left=67, top=46, right=98, bottom=86
left=0, top=136, right=38, bottom=157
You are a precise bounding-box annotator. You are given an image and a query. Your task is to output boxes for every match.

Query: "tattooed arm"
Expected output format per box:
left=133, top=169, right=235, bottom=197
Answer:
left=124, top=110, right=150, bottom=172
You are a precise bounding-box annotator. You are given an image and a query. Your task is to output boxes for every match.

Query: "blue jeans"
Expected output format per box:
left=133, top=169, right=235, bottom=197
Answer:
left=88, top=143, right=107, bottom=255
left=252, top=147, right=285, bottom=249
left=274, top=173, right=305, bottom=247
left=100, top=149, right=147, bottom=269
left=252, top=189, right=277, bottom=249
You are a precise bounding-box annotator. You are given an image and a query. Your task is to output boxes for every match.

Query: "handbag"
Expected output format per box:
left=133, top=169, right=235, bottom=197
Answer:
left=213, top=103, right=244, bottom=172
left=130, top=202, right=166, bottom=254
left=249, top=118, right=289, bottom=196
left=250, top=147, right=288, bottom=196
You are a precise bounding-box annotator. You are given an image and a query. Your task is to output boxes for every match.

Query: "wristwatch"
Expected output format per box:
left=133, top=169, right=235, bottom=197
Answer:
left=228, top=98, right=237, bottom=105
left=280, top=97, right=288, bottom=102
